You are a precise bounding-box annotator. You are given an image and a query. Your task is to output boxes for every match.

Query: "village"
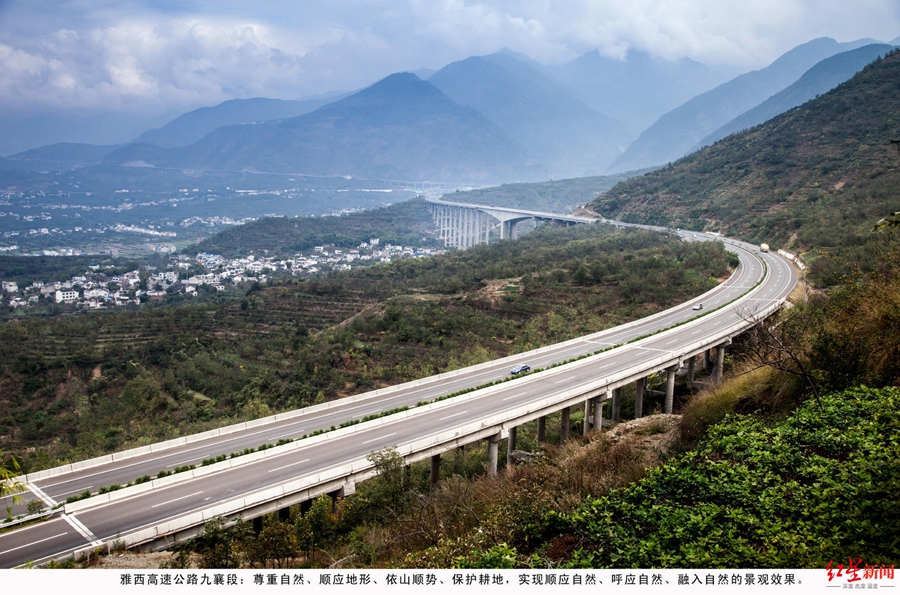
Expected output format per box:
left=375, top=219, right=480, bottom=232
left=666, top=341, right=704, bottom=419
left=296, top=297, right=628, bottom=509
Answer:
left=0, top=238, right=445, bottom=312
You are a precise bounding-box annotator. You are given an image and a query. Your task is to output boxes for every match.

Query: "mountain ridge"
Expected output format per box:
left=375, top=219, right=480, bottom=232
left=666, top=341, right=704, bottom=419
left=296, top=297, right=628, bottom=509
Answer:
left=590, top=49, right=900, bottom=252
left=609, top=37, right=882, bottom=173
left=102, top=72, right=535, bottom=184
left=694, top=43, right=896, bottom=150
left=133, top=94, right=350, bottom=149
left=429, top=52, right=628, bottom=177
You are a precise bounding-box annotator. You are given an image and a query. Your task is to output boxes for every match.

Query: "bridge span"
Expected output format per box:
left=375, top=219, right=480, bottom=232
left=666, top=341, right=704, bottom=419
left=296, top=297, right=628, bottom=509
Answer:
left=426, top=197, right=595, bottom=247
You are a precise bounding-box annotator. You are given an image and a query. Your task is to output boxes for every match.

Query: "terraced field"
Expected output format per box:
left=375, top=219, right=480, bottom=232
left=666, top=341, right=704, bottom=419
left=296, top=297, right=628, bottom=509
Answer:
left=0, top=289, right=376, bottom=364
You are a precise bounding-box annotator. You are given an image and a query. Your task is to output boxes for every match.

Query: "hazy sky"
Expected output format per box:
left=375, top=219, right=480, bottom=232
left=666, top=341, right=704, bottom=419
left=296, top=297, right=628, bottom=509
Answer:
left=1, top=0, right=898, bottom=114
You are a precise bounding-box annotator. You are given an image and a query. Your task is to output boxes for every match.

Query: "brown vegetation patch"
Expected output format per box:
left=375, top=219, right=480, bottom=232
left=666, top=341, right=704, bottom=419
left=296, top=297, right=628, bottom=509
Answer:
left=93, top=552, right=189, bottom=569
left=572, top=206, right=601, bottom=218
left=475, top=277, right=523, bottom=306
left=604, top=414, right=681, bottom=464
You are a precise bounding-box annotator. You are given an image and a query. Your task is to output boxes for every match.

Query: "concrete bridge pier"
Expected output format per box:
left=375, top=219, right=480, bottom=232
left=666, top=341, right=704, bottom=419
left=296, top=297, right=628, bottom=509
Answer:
left=430, top=454, right=441, bottom=490
left=560, top=407, right=571, bottom=443
left=536, top=415, right=546, bottom=443
left=487, top=434, right=501, bottom=476
left=500, top=220, right=519, bottom=240
left=252, top=516, right=263, bottom=536
left=300, top=499, right=312, bottom=516
left=592, top=396, right=603, bottom=431
left=327, top=488, right=345, bottom=514
left=278, top=507, right=290, bottom=522
left=583, top=400, right=592, bottom=436
left=506, top=426, right=518, bottom=466
left=687, top=357, right=696, bottom=388
left=635, top=377, right=645, bottom=419
left=715, top=343, right=727, bottom=384
left=612, top=387, right=621, bottom=422
left=665, top=366, right=678, bottom=414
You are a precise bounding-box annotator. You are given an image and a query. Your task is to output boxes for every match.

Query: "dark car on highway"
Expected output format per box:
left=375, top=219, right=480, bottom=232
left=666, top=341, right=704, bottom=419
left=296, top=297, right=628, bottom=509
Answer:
left=511, top=364, right=531, bottom=374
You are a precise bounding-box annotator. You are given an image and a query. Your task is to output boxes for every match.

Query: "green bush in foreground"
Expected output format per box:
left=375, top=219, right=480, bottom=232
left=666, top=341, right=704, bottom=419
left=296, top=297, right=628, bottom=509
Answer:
left=561, top=386, right=900, bottom=568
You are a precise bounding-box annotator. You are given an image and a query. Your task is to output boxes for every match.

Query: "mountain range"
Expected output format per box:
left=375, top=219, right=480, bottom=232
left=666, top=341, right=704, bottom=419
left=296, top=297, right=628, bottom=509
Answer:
left=133, top=93, right=351, bottom=149
left=590, top=48, right=900, bottom=252
left=102, top=73, right=533, bottom=184
left=694, top=43, right=895, bottom=150
left=4, top=36, right=898, bottom=184
left=609, top=37, right=887, bottom=172
left=550, top=49, right=735, bottom=136
left=428, top=52, right=628, bottom=179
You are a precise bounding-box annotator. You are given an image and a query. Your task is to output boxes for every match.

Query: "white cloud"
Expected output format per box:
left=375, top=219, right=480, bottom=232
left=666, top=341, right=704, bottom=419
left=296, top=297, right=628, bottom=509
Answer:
left=0, top=0, right=897, bottom=113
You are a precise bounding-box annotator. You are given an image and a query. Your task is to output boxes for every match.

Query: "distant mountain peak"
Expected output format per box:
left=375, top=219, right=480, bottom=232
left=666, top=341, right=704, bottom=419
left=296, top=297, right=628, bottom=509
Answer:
left=103, top=69, right=532, bottom=184
left=326, top=71, right=448, bottom=109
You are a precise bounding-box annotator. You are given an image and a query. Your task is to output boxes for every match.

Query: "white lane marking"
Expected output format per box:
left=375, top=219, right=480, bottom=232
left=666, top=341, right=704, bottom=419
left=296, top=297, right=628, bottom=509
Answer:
left=39, top=398, right=408, bottom=489
left=502, top=392, right=527, bottom=402
left=665, top=339, right=680, bottom=345
left=0, top=532, right=69, bottom=556
left=26, top=482, right=58, bottom=508
left=362, top=433, right=396, bottom=445
left=62, top=514, right=101, bottom=545
left=554, top=376, right=576, bottom=384
left=439, top=410, right=468, bottom=421
left=634, top=346, right=676, bottom=354
left=151, top=491, right=204, bottom=509
left=691, top=329, right=704, bottom=335
left=268, top=459, right=310, bottom=473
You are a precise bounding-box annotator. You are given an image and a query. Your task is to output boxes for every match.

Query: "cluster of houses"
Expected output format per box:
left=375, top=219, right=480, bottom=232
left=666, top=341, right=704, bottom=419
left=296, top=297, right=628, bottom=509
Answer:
left=1, top=269, right=146, bottom=309
left=1, top=238, right=445, bottom=311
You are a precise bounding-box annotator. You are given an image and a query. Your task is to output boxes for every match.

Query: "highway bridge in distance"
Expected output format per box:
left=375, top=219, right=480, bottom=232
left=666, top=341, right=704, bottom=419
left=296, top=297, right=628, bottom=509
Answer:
left=426, top=197, right=596, bottom=247
left=0, top=219, right=798, bottom=568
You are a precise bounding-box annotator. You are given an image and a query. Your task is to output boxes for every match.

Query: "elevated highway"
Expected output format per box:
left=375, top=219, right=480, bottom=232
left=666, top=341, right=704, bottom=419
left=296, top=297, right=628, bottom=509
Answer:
left=426, top=197, right=595, bottom=247
left=0, top=226, right=797, bottom=567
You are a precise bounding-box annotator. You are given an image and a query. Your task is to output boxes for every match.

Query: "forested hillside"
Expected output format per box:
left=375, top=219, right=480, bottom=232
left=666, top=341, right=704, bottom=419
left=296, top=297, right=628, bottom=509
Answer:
left=590, top=50, right=900, bottom=272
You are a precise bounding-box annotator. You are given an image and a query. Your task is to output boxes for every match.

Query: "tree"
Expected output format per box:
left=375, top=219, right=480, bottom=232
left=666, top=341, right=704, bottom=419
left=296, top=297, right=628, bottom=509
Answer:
left=252, top=521, right=298, bottom=568
left=295, top=496, right=335, bottom=562
left=737, top=303, right=824, bottom=406
left=364, top=446, right=407, bottom=513
left=190, top=516, right=248, bottom=568
left=1, top=451, right=24, bottom=521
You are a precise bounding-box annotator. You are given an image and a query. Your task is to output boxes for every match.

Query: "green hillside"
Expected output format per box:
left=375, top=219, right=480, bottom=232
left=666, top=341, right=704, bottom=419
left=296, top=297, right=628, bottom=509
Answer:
left=190, top=198, right=440, bottom=258
left=591, top=50, right=900, bottom=262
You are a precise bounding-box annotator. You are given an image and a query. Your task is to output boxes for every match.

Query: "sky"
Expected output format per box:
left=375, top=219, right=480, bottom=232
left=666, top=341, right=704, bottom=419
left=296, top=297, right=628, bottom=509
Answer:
left=0, top=0, right=898, bottom=116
